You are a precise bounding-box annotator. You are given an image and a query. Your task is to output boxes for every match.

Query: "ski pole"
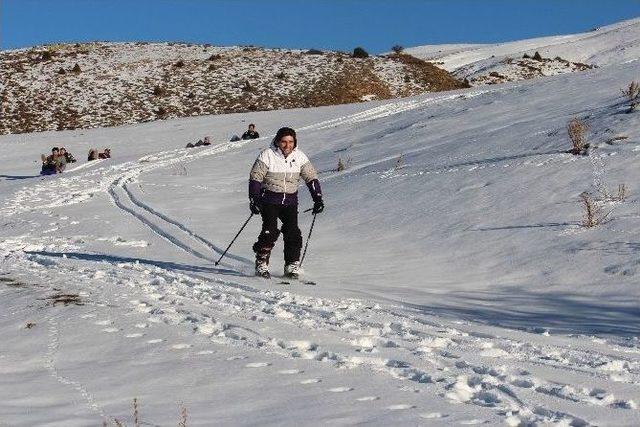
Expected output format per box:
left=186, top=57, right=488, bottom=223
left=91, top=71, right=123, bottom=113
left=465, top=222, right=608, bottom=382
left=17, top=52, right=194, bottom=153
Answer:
left=300, top=212, right=317, bottom=267
left=215, top=213, right=254, bottom=266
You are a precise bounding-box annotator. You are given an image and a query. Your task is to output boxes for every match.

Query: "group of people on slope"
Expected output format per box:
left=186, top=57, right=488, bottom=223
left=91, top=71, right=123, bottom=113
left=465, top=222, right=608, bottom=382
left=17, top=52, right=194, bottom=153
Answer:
left=188, top=125, right=260, bottom=148
left=40, top=146, right=111, bottom=175
left=88, top=148, right=111, bottom=161
left=248, top=127, right=324, bottom=279
left=40, top=146, right=76, bottom=175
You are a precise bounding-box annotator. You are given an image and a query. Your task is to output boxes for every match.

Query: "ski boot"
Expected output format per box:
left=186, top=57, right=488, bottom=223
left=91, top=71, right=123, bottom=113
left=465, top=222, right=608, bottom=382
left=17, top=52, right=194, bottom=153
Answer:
left=284, top=261, right=301, bottom=279
left=255, top=252, right=271, bottom=279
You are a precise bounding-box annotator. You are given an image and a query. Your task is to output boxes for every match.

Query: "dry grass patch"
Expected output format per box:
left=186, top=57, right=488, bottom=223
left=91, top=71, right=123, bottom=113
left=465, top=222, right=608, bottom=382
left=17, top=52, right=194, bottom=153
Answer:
left=621, top=81, right=639, bottom=112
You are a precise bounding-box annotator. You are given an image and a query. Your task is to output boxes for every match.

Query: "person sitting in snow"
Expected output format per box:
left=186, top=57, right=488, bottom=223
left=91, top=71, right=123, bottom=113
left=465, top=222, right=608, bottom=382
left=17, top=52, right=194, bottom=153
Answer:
left=248, top=127, right=324, bottom=279
left=55, top=148, right=68, bottom=172
left=40, top=147, right=60, bottom=175
left=242, top=124, right=260, bottom=140
left=98, top=148, right=111, bottom=159
left=59, top=147, right=76, bottom=164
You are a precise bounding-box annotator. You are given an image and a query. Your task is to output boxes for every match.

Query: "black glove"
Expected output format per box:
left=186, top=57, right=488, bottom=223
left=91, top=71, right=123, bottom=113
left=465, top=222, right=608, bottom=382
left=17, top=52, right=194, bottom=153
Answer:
left=312, top=199, right=324, bottom=214
left=249, top=197, right=262, bottom=215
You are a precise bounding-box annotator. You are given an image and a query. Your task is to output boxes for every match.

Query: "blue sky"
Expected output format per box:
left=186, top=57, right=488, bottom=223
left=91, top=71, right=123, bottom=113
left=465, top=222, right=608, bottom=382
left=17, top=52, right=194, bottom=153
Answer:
left=2, top=0, right=639, bottom=52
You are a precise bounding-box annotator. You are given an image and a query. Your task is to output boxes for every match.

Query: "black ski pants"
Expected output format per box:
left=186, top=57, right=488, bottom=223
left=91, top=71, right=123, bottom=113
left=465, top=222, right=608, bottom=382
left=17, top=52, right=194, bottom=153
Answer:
left=253, top=203, right=302, bottom=264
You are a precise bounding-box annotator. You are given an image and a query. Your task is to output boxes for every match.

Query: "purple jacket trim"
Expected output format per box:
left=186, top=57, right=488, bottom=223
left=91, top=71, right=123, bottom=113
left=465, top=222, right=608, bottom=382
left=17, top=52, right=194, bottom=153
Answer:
left=249, top=180, right=262, bottom=198
left=306, top=179, right=322, bottom=202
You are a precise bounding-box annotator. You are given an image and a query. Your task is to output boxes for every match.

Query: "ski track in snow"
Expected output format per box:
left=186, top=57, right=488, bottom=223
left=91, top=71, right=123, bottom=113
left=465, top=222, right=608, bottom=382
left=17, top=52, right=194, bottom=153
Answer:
left=2, top=93, right=640, bottom=425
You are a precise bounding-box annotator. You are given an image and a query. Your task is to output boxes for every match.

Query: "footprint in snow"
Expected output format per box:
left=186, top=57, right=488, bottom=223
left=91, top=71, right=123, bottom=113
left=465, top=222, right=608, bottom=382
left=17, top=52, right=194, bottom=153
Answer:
left=328, top=387, right=353, bottom=393
left=245, top=362, right=271, bottom=368
left=387, top=404, right=415, bottom=410
left=102, top=328, right=119, bottom=333
left=94, top=320, right=112, bottom=326
left=459, top=420, right=487, bottom=425
left=171, top=343, right=192, bottom=350
left=147, top=339, right=164, bottom=344
left=125, top=333, right=144, bottom=338
left=196, top=350, right=215, bottom=355
left=278, top=369, right=303, bottom=375
left=80, top=313, right=96, bottom=319
left=356, top=396, right=379, bottom=402
left=300, top=378, right=321, bottom=384
left=226, top=355, right=247, bottom=361
left=420, top=412, right=448, bottom=419
left=134, top=323, right=149, bottom=329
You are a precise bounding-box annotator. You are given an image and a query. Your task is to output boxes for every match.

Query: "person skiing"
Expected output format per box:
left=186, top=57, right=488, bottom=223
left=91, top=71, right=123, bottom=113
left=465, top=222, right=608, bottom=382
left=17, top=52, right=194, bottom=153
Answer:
left=242, top=124, right=260, bottom=140
left=249, top=127, right=324, bottom=279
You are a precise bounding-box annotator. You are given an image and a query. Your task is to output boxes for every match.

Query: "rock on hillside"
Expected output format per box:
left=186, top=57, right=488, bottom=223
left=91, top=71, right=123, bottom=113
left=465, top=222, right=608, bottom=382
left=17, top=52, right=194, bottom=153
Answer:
left=0, top=42, right=468, bottom=135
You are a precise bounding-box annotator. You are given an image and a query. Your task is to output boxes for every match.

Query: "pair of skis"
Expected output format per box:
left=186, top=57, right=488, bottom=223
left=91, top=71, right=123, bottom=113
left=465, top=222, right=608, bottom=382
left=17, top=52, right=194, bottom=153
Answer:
left=256, top=270, right=316, bottom=286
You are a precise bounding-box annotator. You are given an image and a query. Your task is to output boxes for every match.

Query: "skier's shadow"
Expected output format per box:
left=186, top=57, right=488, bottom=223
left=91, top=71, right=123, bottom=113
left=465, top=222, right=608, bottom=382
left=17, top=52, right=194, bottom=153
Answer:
left=25, top=250, right=244, bottom=277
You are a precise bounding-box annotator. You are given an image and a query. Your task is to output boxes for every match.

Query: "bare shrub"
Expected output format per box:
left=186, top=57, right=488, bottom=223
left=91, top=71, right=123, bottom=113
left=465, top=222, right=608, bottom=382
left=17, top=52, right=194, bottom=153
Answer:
left=41, top=50, right=53, bottom=61
left=567, top=118, right=589, bottom=155
left=305, top=49, right=323, bottom=55
left=522, top=53, right=531, bottom=59
left=337, top=157, right=352, bottom=171
left=179, top=403, right=188, bottom=427
left=579, top=192, right=612, bottom=227
left=275, top=71, right=286, bottom=79
left=580, top=192, right=599, bottom=227
left=391, top=45, right=404, bottom=54
left=614, top=183, right=628, bottom=201
left=532, top=51, right=543, bottom=61
left=153, top=85, right=166, bottom=96
left=156, top=106, right=167, bottom=117
left=241, top=80, right=254, bottom=92
left=133, top=398, right=139, bottom=427
left=352, top=47, right=369, bottom=58
left=395, top=153, right=405, bottom=169
left=72, top=63, right=82, bottom=73
left=57, top=67, right=66, bottom=75
left=174, top=59, right=185, bottom=67
left=208, top=53, right=222, bottom=61
left=620, top=81, right=640, bottom=112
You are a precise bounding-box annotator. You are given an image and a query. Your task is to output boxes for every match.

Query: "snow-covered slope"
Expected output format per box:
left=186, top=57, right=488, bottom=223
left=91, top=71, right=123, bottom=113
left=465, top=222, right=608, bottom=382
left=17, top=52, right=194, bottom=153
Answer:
left=407, top=17, right=640, bottom=85
left=2, top=45, right=640, bottom=425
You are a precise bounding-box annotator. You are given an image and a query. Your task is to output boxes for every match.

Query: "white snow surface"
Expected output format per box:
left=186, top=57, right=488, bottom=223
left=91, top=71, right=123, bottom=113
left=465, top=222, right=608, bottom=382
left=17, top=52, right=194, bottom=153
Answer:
left=407, top=17, right=640, bottom=83
left=2, top=29, right=640, bottom=427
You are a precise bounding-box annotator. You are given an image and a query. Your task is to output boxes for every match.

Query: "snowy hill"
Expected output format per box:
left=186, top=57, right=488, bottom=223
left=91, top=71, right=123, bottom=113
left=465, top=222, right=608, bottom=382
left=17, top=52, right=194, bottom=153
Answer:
left=407, top=17, right=640, bottom=86
left=2, top=19, right=640, bottom=427
left=0, top=42, right=466, bottom=135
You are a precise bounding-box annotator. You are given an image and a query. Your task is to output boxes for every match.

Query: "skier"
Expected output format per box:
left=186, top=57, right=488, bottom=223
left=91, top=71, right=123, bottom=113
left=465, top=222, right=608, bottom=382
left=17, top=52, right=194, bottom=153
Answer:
left=249, top=127, right=324, bottom=279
